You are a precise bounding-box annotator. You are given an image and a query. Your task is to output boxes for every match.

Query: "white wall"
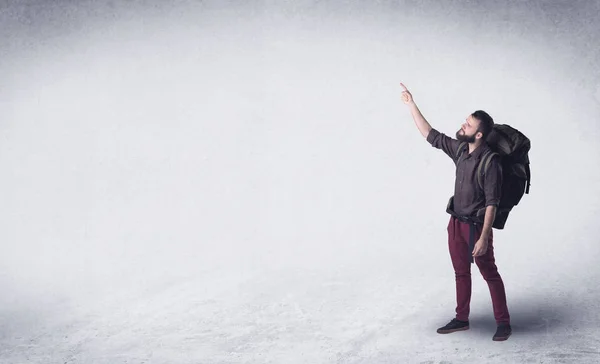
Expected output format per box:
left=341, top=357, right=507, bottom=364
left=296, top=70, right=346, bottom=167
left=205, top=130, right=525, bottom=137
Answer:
left=0, top=1, right=599, bottom=362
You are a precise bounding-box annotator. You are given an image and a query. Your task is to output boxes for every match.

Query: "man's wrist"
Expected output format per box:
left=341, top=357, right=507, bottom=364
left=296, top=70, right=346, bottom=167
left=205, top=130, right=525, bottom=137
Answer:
left=480, top=230, right=491, bottom=241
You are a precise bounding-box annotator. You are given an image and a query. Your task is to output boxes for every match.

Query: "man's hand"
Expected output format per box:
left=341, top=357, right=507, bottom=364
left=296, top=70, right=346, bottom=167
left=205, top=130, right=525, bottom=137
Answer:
left=401, top=82, right=431, bottom=138
left=472, top=236, right=489, bottom=258
left=400, top=83, right=414, bottom=104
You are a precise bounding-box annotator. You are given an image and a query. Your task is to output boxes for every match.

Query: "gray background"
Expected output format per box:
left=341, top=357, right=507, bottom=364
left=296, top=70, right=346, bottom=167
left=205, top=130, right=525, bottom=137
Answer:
left=1, top=0, right=599, bottom=363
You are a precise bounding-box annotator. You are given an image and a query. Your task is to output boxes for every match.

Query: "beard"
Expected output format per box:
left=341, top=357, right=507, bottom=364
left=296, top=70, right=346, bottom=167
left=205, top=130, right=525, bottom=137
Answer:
left=456, top=129, right=476, bottom=143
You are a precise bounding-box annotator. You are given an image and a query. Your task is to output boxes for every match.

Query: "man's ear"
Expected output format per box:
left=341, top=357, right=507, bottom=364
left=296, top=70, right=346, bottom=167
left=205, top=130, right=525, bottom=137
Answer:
left=476, top=131, right=483, bottom=140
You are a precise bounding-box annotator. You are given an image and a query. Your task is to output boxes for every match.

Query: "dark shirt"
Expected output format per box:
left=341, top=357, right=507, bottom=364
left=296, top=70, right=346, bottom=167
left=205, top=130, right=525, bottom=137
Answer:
left=426, top=128, right=502, bottom=218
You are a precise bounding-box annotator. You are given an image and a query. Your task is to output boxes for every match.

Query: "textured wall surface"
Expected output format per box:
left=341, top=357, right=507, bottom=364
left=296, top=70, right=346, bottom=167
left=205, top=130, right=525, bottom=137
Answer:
left=1, top=1, right=599, bottom=363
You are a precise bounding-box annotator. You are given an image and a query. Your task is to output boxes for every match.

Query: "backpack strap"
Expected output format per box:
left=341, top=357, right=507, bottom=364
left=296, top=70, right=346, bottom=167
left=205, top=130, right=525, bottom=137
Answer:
left=476, top=151, right=499, bottom=191
left=456, top=142, right=467, bottom=163
left=525, top=163, right=531, bottom=194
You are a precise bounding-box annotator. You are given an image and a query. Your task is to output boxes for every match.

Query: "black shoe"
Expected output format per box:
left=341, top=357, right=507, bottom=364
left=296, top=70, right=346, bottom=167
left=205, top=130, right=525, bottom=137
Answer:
left=437, top=318, right=469, bottom=334
left=493, top=323, right=512, bottom=341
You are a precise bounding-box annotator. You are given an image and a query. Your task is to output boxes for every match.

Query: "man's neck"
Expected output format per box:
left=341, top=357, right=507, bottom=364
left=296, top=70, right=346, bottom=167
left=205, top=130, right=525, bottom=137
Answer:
left=468, top=140, right=483, bottom=154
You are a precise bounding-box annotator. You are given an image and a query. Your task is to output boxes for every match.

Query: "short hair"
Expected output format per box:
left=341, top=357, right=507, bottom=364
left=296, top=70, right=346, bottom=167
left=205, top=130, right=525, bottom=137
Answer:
left=471, top=110, right=494, bottom=140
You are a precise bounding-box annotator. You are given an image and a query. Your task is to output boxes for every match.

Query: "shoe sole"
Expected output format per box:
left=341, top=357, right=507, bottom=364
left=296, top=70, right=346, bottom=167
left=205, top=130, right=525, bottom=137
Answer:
left=493, top=334, right=511, bottom=341
left=437, top=326, right=469, bottom=334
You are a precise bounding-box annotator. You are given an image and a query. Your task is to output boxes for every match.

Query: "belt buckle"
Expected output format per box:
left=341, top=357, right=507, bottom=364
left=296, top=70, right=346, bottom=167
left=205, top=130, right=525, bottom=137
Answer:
left=459, top=215, right=472, bottom=224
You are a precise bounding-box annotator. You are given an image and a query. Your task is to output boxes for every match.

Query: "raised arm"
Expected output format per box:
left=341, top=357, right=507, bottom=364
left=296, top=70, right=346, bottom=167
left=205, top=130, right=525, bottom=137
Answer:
left=400, top=82, right=432, bottom=139
left=400, top=82, right=462, bottom=162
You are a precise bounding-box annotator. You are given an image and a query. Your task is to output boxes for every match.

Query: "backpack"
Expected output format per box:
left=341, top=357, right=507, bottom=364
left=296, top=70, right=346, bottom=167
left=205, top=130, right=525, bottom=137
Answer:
left=456, top=124, right=531, bottom=229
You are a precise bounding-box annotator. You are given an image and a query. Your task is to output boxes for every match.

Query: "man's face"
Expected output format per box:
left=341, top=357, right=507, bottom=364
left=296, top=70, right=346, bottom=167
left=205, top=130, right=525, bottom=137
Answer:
left=456, top=115, right=481, bottom=143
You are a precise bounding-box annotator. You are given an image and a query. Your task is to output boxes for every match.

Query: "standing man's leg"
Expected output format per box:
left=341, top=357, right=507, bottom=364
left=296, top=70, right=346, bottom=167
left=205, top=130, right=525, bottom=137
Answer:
left=437, top=217, right=473, bottom=334
left=474, top=227, right=512, bottom=340
left=449, top=217, right=474, bottom=321
left=474, top=229, right=510, bottom=324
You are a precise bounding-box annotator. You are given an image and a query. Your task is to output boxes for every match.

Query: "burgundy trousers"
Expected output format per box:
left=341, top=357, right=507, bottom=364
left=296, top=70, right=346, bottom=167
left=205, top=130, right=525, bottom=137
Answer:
left=447, top=216, right=510, bottom=325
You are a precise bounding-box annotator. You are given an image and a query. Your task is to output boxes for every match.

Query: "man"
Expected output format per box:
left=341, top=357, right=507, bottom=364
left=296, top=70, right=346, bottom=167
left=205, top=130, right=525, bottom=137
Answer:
left=400, top=83, right=511, bottom=341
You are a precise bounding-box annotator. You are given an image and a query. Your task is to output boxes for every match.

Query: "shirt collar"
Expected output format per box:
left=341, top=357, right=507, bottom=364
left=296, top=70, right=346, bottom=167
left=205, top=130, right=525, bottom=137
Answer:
left=462, top=142, right=489, bottom=159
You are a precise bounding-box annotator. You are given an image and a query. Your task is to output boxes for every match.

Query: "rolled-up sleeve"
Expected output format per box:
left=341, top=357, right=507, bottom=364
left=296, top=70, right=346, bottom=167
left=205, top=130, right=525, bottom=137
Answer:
left=427, top=128, right=461, bottom=162
left=484, top=156, right=503, bottom=207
